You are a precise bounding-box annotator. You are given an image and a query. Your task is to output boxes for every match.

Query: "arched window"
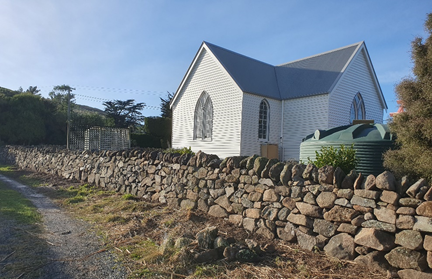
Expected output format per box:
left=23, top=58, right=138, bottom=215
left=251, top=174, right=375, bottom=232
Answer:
left=194, top=92, right=213, bottom=140
left=350, top=92, right=365, bottom=124
left=258, top=99, right=269, bottom=140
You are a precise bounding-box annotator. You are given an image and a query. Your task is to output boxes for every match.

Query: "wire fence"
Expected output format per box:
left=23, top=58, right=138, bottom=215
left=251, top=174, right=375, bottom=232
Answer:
left=69, top=126, right=130, bottom=151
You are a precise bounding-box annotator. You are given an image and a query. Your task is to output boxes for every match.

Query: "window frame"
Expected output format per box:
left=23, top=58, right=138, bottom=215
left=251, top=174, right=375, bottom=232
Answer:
left=193, top=91, right=213, bottom=141
left=350, top=92, right=366, bottom=124
left=258, top=99, right=270, bottom=141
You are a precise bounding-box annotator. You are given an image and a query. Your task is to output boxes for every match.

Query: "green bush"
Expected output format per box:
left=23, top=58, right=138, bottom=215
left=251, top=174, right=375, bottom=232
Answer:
left=164, top=146, right=194, bottom=155
left=131, top=133, right=163, bottom=148
left=308, top=144, right=358, bottom=174
left=383, top=13, right=432, bottom=181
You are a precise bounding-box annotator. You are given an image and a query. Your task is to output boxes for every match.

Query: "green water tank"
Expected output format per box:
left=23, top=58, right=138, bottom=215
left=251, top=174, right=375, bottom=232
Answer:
left=299, top=124, right=395, bottom=176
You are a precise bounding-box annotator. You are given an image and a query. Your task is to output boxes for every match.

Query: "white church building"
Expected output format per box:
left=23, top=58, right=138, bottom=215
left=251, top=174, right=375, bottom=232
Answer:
left=170, top=41, right=387, bottom=160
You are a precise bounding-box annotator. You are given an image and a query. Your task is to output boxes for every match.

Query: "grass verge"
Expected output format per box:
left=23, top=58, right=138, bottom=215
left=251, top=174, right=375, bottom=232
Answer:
left=0, top=172, right=49, bottom=278
left=0, top=180, right=42, bottom=224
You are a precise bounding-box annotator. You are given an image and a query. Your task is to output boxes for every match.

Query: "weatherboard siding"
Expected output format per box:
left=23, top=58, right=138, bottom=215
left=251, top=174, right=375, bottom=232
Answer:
left=240, top=93, right=281, bottom=157
left=329, top=48, right=384, bottom=128
left=282, top=94, right=329, bottom=161
left=171, top=48, right=243, bottom=158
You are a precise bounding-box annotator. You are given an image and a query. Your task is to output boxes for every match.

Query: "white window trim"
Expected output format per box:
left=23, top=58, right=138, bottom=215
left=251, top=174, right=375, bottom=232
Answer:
left=258, top=99, right=270, bottom=142
left=350, top=92, right=366, bottom=124
left=193, top=91, right=213, bottom=141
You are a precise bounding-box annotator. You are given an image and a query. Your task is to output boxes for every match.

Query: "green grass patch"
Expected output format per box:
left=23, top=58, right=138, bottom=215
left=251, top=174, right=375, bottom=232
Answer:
left=122, top=193, right=135, bottom=200
left=0, top=164, right=17, bottom=173
left=0, top=181, right=41, bottom=224
left=0, top=164, right=45, bottom=187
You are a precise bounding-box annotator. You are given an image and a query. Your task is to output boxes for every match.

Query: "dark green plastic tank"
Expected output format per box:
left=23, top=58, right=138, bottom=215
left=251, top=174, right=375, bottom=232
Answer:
left=299, top=124, right=395, bottom=176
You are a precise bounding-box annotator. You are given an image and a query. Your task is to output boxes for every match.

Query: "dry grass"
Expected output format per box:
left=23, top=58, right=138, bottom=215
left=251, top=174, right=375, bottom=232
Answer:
left=0, top=167, right=388, bottom=279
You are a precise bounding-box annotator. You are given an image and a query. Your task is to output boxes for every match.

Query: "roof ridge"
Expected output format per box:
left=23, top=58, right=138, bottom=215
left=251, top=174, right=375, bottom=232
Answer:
left=277, top=41, right=364, bottom=67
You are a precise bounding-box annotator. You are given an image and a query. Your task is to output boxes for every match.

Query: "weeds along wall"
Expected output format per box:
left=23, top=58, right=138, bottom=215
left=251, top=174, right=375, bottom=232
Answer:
left=2, top=145, right=432, bottom=275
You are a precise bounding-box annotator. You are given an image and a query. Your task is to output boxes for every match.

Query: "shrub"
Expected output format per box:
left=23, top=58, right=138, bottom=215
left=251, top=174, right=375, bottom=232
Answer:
left=164, top=146, right=194, bottom=155
left=383, top=13, right=432, bottom=181
left=308, top=144, right=358, bottom=174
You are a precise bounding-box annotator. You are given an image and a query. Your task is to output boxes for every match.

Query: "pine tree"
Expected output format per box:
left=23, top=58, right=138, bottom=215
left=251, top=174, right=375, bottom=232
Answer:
left=384, top=13, right=432, bottom=180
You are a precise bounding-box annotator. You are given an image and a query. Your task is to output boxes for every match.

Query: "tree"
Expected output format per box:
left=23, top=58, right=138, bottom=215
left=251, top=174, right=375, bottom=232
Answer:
left=160, top=92, right=174, bottom=118
left=384, top=13, right=432, bottom=180
left=0, top=93, right=46, bottom=145
left=17, top=86, right=41, bottom=95
left=26, top=86, right=41, bottom=95
left=103, top=99, right=145, bottom=130
left=144, top=117, right=172, bottom=148
left=49, top=85, right=76, bottom=112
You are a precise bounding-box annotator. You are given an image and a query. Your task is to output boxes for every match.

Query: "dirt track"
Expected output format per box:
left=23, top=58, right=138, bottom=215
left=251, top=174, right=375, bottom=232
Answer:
left=0, top=174, right=127, bottom=279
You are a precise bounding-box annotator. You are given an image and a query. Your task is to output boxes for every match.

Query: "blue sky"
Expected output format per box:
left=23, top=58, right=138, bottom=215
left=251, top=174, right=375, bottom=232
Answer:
left=1, top=0, right=430, bottom=120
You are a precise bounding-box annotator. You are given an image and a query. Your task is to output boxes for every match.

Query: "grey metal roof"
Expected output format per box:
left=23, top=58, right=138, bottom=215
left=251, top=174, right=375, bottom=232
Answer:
left=204, top=42, right=281, bottom=99
left=204, top=41, right=362, bottom=100
left=276, top=43, right=360, bottom=99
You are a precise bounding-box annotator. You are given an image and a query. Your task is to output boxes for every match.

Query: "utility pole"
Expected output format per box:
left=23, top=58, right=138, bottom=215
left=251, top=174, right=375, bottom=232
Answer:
left=66, top=88, right=71, bottom=150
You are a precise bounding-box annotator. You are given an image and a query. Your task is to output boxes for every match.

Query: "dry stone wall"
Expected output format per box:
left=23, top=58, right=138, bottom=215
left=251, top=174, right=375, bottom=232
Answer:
left=2, top=145, right=432, bottom=277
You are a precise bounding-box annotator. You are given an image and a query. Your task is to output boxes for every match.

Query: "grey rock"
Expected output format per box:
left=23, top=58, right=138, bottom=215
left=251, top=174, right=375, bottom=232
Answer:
left=333, top=167, right=345, bottom=188
left=295, top=202, right=322, bottom=218
left=316, top=192, right=337, bottom=208
left=364, top=174, right=376, bottom=190
left=362, top=220, right=396, bottom=233
left=375, top=171, right=396, bottom=191
left=196, top=226, right=218, bottom=249
left=354, top=228, right=395, bottom=251
left=374, top=206, right=396, bottom=224
left=395, top=230, right=423, bottom=250
left=323, top=205, right=359, bottom=222
left=287, top=212, right=313, bottom=228
left=397, top=269, right=432, bottom=279
left=214, top=236, right=230, bottom=249
left=413, top=216, right=432, bottom=232
left=263, top=189, right=279, bottom=202
left=277, top=222, right=296, bottom=242
left=280, top=163, right=294, bottom=186
left=385, top=247, right=427, bottom=271
left=380, top=190, right=400, bottom=205
left=341, top=169, right=357, bottom=189
left=208, top=205, right=228, bottom=218
left=324, top=233, right=355, bottom=260
left=396, top=215, right=415, bottom=230
left=261, top=206, right=279, bottom=221
left=354, top=189, right=380, bottom=200
left=337, top=189, right=354, bottom=199
left=180, top=199, right=196, bottom=210
left=416, top=201, right=432, bottom=217
left=243, top=218, right=256, bottom=232
left=253, top=157, right=269, bottom=178
left=269, top=162, right=285, bottom=183
left=407, top=178, right=428, bottom=198
left=337, top=223, right=358, bottom=235
left=303, top=192, right=316, bottom=205
left=318, top=165, right=334, bottom=184
left=296, top=230, right=326, bottom=251
left=277, top=207, right=290, bottom=221
left=350, top=195, right=376, bottom=208
left=313, top=218, right=337, bottom=237
left=194, top=248, right=223, bottom=263
left=175, top=237, right=193, bottom=249
left=399, top=198, right=423, bottom=207
left=256, top=226, right=275, bottom=239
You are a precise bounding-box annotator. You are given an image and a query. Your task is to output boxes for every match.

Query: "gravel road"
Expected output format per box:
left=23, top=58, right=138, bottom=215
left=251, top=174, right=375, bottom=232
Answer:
left=0, top=174, right=127, bottom=279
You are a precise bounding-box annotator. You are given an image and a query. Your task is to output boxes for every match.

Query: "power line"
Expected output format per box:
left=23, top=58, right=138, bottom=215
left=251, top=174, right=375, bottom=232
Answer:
left=38, top=85, right=172, bottom=96
left=74, top=94, right=160, bottom=111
